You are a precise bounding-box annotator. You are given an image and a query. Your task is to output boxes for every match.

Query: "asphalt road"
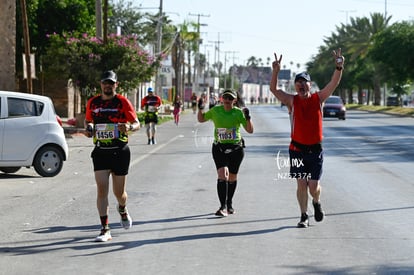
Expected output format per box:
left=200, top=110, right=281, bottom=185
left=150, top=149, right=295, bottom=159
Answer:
left=1, top=105, right=413, bottom=275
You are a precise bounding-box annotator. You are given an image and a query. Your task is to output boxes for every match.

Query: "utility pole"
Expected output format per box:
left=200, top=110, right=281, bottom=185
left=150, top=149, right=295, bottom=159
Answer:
left=189, top=13, right=209, bottom=96
left=103, top=0, right=108, bottom=44
left=208, top=33, right=223, bottom=90
left=155, top=0, right=163, bottom=96
left=339, top=10, right=356, bottom=25
left=95, top=0, right=102, bottom=39
left=200, top=44, right=213, bottom=93
left=20, top=0, right=32, bottom=93
left=228, top=51, right=238, bottom=90
left=223, top=51, right=231, bottom=89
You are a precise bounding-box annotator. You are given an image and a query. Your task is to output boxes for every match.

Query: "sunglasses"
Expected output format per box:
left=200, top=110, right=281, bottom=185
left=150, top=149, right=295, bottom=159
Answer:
left=295, top=80, right=308, bottom=85
left=102, top=80, right=116, bottom=85
left=223, top=95, right=235, bottom=100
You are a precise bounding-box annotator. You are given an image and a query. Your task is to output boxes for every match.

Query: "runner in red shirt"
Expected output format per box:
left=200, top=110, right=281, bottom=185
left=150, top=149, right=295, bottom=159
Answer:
left=270, top=49, right=345, bottom=228
left=141, top=87, right=162, bottom=144
left=85, top=70, right=140, bottom=242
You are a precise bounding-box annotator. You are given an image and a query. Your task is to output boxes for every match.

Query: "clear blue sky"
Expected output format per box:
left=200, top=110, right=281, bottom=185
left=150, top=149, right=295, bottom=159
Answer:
left=130, top=0, right=413, bottom=72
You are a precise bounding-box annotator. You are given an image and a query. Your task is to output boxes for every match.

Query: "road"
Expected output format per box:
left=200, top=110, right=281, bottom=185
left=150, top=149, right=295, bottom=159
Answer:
left=1, top=105, right=413, bottom=275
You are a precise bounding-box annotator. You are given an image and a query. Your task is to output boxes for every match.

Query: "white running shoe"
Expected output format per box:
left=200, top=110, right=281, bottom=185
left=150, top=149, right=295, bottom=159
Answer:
left=95, top=228, right=112, bottom=242
left=119, top=206, right=133, bottom=229
left=215, top=208, right=228, bottom=217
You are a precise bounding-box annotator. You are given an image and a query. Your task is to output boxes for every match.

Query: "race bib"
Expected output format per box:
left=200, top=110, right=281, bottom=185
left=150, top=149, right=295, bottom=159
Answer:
left=217, top=128, right=236, bottom=141
left=147, top=105, right=157, bottom=112
left=95, top=123, right=119, bottom=140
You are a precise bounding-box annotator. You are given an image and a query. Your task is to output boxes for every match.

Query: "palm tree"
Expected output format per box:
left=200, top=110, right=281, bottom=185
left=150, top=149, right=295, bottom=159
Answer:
left=172, top=21, right=199, bottom=99
left=345, top=13, right=391, bottom=105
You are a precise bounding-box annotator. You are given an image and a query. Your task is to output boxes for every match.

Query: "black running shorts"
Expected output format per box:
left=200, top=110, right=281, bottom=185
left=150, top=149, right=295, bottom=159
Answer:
left=212, top=143, right=244, bottom=174
left=289, top=149, right=324, bottom=180
left=91, top=145, right=131, bottom=175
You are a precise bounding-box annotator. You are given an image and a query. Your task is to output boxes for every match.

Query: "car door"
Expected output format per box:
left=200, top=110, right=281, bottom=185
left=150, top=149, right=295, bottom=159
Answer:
left=2, top=97, right=45, bottom=162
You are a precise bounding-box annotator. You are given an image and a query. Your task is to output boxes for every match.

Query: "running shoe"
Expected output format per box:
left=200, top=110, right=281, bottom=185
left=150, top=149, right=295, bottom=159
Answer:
left=313, top=201, right=325, bottom=222
left=215, top=208, right=228, bottom=217
left=297, top=213, right=309, bottom=228
left=95, top=228, right=112, bottom=242
left=227, top=204, right=235, bottom=214
left=119, top=206, right=133, bottom=229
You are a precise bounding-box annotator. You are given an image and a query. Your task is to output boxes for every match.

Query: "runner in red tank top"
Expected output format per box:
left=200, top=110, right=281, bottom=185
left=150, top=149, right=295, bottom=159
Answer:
left=270, top=49, right=345, bottom=228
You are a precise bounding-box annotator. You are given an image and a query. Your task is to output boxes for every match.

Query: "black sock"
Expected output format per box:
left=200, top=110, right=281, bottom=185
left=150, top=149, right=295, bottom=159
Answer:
left=118, top=205, right=126, bottom=213
left=227, top=180, right=237, bottom=207
left=100, top=215, right=109, bottom=229
left=217, top=179, right=227, bottom=208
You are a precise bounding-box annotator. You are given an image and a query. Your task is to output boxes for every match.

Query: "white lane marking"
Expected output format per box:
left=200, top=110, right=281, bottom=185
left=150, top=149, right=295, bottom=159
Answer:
left=130, top=135, right=182, bottom=168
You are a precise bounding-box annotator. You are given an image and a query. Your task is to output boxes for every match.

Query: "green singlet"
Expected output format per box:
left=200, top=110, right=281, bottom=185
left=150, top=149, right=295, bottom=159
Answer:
left=203, top=105, right=247, bottom=144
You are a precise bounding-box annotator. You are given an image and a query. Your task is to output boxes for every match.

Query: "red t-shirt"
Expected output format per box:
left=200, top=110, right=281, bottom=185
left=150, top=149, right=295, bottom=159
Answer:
left=290, top=93, right=323, bottom=146
left=85, top=94, right=137, bottom=144
left=141, top=95, right=162, bottom=111
left=85, top=94, right=137, bottom=123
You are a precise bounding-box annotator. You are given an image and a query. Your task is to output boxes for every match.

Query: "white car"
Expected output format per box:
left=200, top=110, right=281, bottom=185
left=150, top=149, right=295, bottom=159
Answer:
left=0, top=91, right=69, bottom=177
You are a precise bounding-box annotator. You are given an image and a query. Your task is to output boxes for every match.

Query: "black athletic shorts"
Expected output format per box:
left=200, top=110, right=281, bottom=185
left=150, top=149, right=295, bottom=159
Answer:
left=289, top=149, right=323, bottom=180
left=91, top=145, right=131, bottom=175
left=212, top=143, right=244, bottom=174
left=144, top=112, right=158, bottom=124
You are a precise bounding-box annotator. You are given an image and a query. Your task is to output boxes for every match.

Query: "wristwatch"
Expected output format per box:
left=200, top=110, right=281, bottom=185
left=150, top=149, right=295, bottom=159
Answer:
left=336, top=57, right=343, bottom=71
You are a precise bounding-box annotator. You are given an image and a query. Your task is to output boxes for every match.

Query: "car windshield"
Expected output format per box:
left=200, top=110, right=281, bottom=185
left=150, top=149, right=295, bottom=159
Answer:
left=326, top=97, right=342, bottom=104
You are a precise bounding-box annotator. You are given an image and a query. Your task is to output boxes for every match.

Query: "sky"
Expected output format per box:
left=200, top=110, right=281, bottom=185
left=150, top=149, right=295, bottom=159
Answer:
left=127, top=0, right=413, bottom=72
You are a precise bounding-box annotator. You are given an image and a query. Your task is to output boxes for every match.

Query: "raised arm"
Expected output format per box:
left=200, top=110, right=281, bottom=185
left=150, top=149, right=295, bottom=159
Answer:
left=270, top=53, right=294, bottom=108
left=318, top=48, right=345, bottom=103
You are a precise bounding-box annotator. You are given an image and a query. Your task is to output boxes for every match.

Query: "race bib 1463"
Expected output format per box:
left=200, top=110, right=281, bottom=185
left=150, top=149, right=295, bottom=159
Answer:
left=217, top=128, right=236, bottom=141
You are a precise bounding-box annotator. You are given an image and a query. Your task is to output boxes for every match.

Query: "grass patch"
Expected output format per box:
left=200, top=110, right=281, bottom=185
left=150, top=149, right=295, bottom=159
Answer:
left=137, top=112, right=173, bottom=124
left=346, top=104, right=414, bottom=116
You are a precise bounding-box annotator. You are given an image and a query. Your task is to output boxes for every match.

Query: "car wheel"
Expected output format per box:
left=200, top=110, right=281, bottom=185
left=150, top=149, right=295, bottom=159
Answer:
left=33, top=145, right=64, bottom=177
left=0, top=167, right=21, bottom=174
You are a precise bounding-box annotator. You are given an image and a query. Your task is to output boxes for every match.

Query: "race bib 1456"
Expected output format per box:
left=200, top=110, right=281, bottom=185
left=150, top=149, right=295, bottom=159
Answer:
left=95, top=123, right=119, bottom=140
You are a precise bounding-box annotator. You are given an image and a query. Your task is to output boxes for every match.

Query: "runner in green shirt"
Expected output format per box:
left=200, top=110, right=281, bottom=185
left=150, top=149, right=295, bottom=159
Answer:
left=198, top=89, right=254, bottom=216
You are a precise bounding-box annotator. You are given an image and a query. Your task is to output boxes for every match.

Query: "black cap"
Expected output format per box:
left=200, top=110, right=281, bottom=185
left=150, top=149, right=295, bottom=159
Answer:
left=294, top=72, right=311, bottom=83
left=101, top=70, right=117, bottom=83
left=222, top=89, right=237, bottom=99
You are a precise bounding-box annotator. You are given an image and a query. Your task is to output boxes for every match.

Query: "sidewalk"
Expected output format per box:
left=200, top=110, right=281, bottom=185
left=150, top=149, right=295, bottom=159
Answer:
left=61, top=118, right=85, bottom=137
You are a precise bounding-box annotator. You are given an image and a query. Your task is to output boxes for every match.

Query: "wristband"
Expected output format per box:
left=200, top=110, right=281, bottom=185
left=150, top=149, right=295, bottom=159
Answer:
left=336, top=66, right=343, bottom=71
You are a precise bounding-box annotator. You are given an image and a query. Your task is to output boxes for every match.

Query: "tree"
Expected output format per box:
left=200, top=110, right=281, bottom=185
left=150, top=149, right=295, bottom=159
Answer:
left=43, top=32, right=163, bottom=109
left=108, top=0, right=145, bottom=37
left=246, top=56, right=261, bottom=67
left=308, top=13, right=391, bottom=105
left=175, top=21, right=199, bottom=88
left=345, top=13, right=391, bottom=105
left=370, top=21, right=414, bottom=84
left=15, top=0, right=95, bottom=85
